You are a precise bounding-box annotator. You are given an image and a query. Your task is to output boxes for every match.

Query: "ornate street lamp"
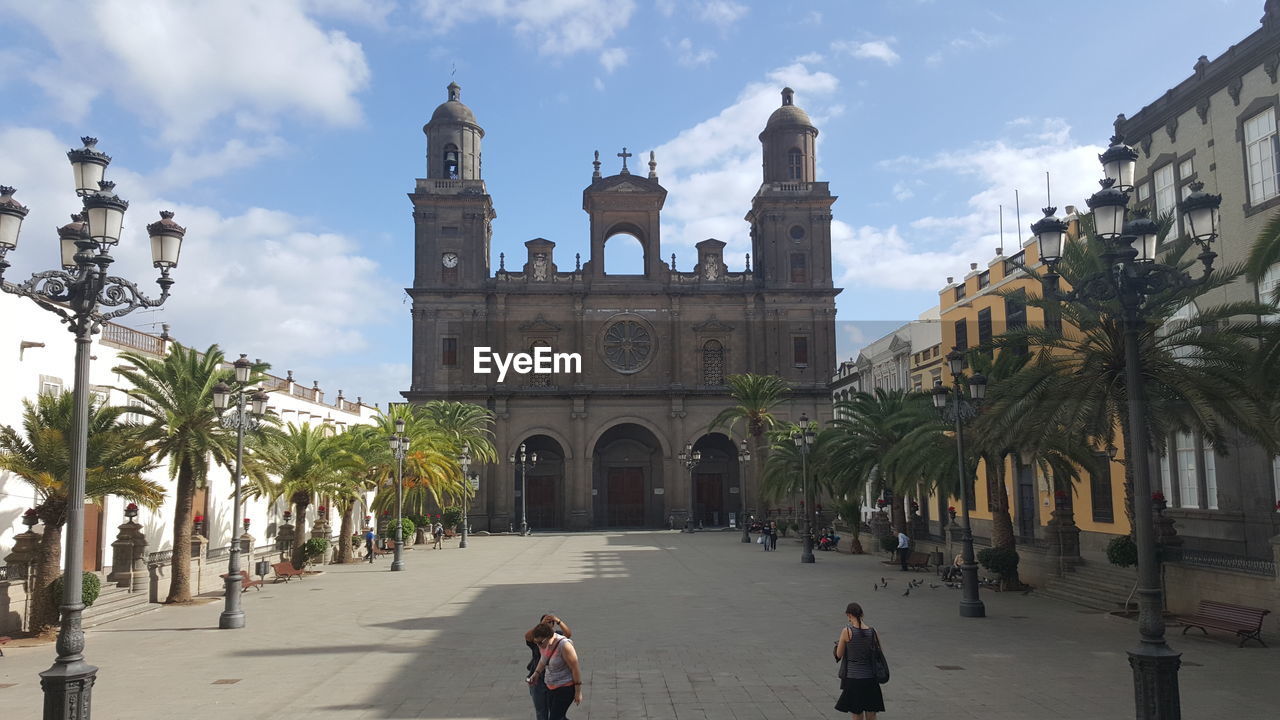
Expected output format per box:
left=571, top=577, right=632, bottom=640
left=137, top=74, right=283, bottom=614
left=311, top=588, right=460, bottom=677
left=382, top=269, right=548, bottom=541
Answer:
left=933, top=356, right=986, bottom=618
left=211, top=355, right=268, bottom=629
left=388, top=418, right=410, bottom=571
left=0, top=139, right=186, bottom=719
left=677, top=442, right=702, bottom=532
left=509, top=443, right=536, bottom=536
left=791, top=415, right=817, bottom=564
left=458, top=443, right=472, bottom=549
left=738, top=439, right=752, bottom=543
left=1033, top=133, right=1220, bottom=720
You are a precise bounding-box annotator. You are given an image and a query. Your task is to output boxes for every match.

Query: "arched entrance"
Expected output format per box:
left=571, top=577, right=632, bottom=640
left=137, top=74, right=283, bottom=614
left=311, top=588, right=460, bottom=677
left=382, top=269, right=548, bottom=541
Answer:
left=592, top=423, right=664, bottom=528
left=514, top=435, right=566, bottom=531
left=692, top=433, right=740, bottom=528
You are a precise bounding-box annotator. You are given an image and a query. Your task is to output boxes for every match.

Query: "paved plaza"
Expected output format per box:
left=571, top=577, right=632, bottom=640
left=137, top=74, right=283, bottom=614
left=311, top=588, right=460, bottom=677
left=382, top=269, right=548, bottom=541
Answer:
left=1, top=531, right=1277, bottom=719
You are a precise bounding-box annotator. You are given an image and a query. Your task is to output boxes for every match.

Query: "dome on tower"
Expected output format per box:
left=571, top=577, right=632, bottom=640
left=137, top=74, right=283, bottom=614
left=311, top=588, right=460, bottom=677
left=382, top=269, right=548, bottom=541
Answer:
left=428, top=82, right=479, bottom=127
left=764, top=87, right=813, bottom=129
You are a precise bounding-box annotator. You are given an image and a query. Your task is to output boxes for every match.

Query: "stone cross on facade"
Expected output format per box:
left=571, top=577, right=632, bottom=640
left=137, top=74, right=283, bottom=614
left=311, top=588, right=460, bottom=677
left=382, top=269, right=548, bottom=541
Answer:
left=617, top=147, right=632, bottom=174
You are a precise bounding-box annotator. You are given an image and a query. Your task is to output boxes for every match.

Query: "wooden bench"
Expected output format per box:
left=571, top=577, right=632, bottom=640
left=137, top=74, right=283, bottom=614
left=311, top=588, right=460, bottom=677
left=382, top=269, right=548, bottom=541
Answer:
left=443, top=529, right=456, bottom=539
left=271, top=561, right=306, bottom=583
left=1176, top=600, right=1270, bottom=647
left=220, top=569, right=264, bottom=592
left=880, top=551, right=931, bottom=570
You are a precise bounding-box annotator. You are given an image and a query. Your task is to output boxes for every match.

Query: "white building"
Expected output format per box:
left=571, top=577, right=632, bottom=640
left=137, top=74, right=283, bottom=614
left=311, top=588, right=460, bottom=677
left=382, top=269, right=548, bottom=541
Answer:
left=0, top=290, right=379, bottom=582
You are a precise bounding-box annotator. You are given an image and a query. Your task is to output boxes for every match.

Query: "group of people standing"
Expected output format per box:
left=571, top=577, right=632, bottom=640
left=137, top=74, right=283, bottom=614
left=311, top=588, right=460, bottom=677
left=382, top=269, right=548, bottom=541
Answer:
left=524, top=614, right=583, bottom=720
left=360, top=521, right=447, bottom=562
left=756, top=521, right=779, bottom=550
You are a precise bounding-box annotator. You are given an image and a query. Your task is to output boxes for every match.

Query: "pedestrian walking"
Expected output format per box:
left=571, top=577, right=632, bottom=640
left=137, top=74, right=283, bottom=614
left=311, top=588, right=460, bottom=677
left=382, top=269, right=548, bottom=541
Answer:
left=530, top=621, right=583, bottom=719
left=432, top=521, right=444, bottom=549
left=769, top=521, right=779, bottom=551
left=833, top=602, right=885, bottom=719
left=524, top=614, right=572, bottom=720
left=364, top=528, right=376, bottom=563
left=895, top=528, right=910, bottom=571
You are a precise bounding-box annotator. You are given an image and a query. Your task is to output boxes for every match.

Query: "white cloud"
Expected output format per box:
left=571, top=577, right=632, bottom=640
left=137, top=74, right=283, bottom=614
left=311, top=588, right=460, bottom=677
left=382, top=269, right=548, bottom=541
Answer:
left=833, top=38, right=900, bottom=66
left=672, top=38, right=716, bottom=67
left=833, top=118, right=1104, bottom=291
left=892, top=181, right=914, bottom=201
left=653, top=63, right=840, bottom=262
left=417, top=0, right=638, bottom=56
left=7, top=0, right=371, bottom=142
left=152, top=138, right=289, bottom=192
left=926, top=29, right=1004, bottom=65
left=303, top=0, right=396, bottom=28
left=794, top=52, right=824, bottom=64
left=600, top=47, right=629, bottom=73
left=0, top=128, right=399, bottom=394
left=656, top=0, right=676, bottom=17
left=697, top=0, right=747, bottom=27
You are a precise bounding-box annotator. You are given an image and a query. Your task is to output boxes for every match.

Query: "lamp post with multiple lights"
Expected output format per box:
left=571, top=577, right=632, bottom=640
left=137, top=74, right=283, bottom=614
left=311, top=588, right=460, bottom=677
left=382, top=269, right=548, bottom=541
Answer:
left=211, top=357, right=269, bottom=629
left=791, top=415, right=816, bottom=564
left=678, top=442, right=702, bottom=532
left=1031, top=133, right=1221, bottom=720
left=737, top=439, right=752, bottom=542
left=931, top=355, right=987, bottom=619
left=388, top=419, right=410, bottom=571
left=0, top=138, right=186, bottom=719
left=510, top=443, right=536, bottom=535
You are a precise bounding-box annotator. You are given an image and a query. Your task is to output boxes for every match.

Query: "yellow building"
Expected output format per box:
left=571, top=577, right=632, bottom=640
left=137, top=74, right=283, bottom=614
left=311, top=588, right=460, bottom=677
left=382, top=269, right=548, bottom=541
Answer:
left=931, top=211, right=1131, bottom=556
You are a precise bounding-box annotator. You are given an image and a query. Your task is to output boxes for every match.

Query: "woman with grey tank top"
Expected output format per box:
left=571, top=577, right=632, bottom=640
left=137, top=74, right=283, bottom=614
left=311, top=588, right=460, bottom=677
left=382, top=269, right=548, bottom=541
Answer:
left=530, top=622, right=583, bottom=719
left=833, top=602, right=885, bottom=718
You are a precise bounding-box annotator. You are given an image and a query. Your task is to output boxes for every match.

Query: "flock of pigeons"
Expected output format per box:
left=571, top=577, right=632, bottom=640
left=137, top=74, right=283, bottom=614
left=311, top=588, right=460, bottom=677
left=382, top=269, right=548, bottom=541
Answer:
left=872, top=576, right=942, bottom=596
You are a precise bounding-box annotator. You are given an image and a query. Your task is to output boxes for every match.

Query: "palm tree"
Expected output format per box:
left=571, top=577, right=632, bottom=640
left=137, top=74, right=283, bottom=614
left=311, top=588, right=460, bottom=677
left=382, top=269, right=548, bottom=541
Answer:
left=985, top=221, right=1277, bottom=529
left=826, top=388, right=934, bottom=533
left=328, top=425, right=390, bottom=562
left=419, top=400, right=497, bottom=463
left=367, top=405, right=466, bottom=520
left=113, top=343, right=252, bottom=604
left=249, top=422, right=344, bottom=563
left=709, top=373, right=789, bottom=515
left=0, top=392, right=163, bottom=631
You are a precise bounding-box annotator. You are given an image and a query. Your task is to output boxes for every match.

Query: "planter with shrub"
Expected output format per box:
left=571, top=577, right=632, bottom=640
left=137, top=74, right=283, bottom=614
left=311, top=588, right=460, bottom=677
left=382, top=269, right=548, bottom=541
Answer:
left=48, top=571, right=102, bottom=616
left=976, top=546, right=1021, bottom=590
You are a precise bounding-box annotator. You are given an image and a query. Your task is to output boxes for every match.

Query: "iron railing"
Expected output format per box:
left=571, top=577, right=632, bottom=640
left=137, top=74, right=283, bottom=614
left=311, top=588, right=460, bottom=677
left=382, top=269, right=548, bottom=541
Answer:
left=1175, top=549, right=1277, bottom=577
left=0, top=564, right=29, bottom=581
left=147, top=549, right=173, bottom=565
left=100, top=322, right=166, bottom=355
left=206, top=545, right=231, bottom=561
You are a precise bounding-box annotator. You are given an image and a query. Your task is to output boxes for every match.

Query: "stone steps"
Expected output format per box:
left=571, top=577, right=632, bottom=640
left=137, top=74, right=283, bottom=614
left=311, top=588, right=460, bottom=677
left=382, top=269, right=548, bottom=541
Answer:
left=1038, top=561, right=1138, bottom=612
left=83, top=578, right=155, bottom=629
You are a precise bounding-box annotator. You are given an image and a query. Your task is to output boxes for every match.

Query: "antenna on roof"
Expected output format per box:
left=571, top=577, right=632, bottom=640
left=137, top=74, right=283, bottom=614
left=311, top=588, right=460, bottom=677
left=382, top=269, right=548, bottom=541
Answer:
left=1014, top=188, right=1022, bottom=248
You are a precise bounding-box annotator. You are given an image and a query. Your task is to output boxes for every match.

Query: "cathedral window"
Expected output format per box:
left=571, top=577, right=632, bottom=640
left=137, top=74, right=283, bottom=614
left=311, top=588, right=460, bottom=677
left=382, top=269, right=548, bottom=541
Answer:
left=787, top=148, right=804, bottom=180
left=790, top=253, right=807, bottom=283
left=792, top=336, right=809, bottom=368
left=441, top=337, right=458, bottom=367
left=443, top=143, right=460, bottom=179
left=702, top=339, right=725, bottom=385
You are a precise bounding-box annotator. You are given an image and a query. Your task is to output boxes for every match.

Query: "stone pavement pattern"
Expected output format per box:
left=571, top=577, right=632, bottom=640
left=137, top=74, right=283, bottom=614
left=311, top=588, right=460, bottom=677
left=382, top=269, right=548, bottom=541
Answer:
left=1, top=531, right=1277, bottom=719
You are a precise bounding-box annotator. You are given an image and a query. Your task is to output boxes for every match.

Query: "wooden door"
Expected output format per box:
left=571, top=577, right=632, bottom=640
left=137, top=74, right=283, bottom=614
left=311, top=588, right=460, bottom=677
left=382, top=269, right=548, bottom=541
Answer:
left=695, top=472, right=724, bottom=527
left=526, top=474, right=559, bottom=530
left=606, top=467, right=645, bottom=527
left=82, top=501, right=104, bottom=572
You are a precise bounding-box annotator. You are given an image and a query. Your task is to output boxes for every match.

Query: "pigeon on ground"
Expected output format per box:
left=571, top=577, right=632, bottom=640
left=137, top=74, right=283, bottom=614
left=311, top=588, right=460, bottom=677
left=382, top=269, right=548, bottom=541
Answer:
left=873, top=584, right=878, bottom=592
left=930, top=584, right=940, bottom=589
left=902, top=587, right=911, bottom=597
left=1021, top=588, right=1033, bottom=596
left=880, top=577, right=886, bottom=586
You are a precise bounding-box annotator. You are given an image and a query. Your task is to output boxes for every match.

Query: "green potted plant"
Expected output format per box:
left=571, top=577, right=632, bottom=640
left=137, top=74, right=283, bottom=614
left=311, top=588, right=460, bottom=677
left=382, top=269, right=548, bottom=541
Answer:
left=48, top=571, right=102, bottom=616
left=442, top=506, right=464, bottom=532
left=977, top=546, right=1021, bottom=590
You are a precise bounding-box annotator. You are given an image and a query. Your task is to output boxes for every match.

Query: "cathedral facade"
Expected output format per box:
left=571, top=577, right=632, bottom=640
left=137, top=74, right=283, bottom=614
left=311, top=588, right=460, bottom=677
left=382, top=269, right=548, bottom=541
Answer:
left=403, top=83, right=840, bottom=531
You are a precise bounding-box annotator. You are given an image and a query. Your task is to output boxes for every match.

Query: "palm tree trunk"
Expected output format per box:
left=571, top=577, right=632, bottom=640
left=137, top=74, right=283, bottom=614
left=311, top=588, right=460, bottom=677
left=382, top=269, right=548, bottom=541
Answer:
left=166, top=461, right=196, bottom=603
left=293, top=499, right=310, bottom=550
left=336, top=501, right=354, bottom=564
left=891, top=499, right=907, bottom=537
left=988, top=458, right=1016, bottom=550
left=29, top=522, right=64, bottom=633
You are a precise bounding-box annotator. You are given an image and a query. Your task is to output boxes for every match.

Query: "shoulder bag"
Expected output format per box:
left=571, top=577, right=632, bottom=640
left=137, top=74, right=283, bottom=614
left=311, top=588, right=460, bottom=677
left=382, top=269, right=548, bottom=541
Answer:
left=870, top=629, right=890, bottom=684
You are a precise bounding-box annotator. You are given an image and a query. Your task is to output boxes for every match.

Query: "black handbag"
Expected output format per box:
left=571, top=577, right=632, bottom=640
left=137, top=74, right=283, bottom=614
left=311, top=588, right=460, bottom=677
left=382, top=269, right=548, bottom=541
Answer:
left=870, top=629, right=890, bottom=684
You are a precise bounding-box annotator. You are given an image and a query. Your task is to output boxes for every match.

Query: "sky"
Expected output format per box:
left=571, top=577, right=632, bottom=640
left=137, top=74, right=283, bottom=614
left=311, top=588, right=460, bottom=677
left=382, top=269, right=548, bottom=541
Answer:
left=0, top=0, right=1267, bottom=408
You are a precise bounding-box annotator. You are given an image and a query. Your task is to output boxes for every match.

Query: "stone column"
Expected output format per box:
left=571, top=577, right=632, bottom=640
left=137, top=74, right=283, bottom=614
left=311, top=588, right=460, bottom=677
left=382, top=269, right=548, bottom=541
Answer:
left=569, top=398, right=591, bottom=530
left=1152, top=497, right=1183, bottom=562
left=3, top=527, right=40, bottom=576
left=276, top=522, right=296, bottom=560
left=1045, top=492, right=1081, bottom=569
left=106, top=518, right=148, bottom=589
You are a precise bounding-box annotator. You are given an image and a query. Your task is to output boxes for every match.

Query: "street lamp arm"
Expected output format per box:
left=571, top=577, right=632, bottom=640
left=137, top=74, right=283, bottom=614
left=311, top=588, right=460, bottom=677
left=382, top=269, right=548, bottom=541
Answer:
left=2, top=267, right=173, bottom=333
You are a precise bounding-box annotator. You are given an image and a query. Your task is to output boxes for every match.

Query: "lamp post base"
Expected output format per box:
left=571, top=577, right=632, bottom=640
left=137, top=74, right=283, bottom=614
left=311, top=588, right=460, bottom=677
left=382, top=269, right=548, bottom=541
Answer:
left=218, top=609, right=245, bottom=629
left=959, top=599, right=986, bottom=618
left=801, top=536, right=816, bottom=563
left=391, top=541, right=404, bottom=571
left=40, top=659, right=97, bottom=720
left=1129, top=648, right=1182, bottom=720
left=740, top=527, right=751, bottom=543
left=459, top=528, right=468, bottom=549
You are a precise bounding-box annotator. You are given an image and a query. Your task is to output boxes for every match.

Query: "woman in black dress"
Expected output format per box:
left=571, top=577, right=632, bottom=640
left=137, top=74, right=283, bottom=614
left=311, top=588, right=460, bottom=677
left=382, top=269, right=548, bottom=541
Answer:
left=834, top=602, right=884, bottom=719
